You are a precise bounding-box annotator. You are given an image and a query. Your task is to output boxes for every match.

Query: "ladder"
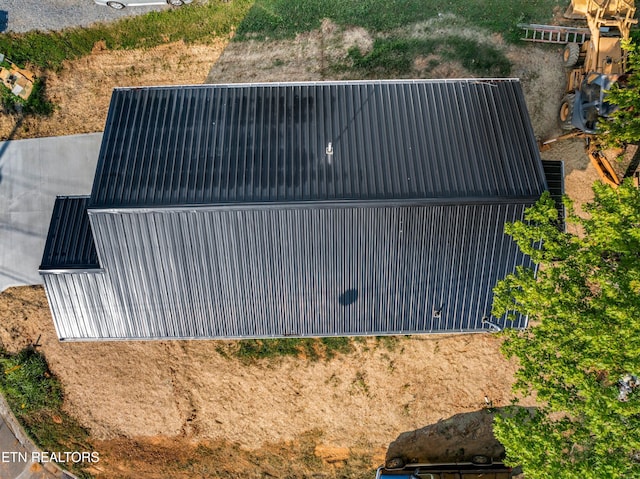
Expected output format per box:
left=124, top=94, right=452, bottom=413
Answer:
left=518, top=23, right=591, bottom=44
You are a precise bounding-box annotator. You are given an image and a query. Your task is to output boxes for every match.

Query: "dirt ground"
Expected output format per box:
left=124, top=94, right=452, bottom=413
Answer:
left=0, top=286, right=531, bottom=478
left=0, top=17, right=607, bottom=479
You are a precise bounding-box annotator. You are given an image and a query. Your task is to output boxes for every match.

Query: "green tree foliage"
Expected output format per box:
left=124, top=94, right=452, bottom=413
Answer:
left=598, top=40, right=640, bottom=147
left=492, top=182, right=640, bottom=478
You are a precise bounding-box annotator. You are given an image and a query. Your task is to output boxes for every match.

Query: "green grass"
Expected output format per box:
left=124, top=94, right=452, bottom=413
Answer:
left=235, top=0, right=566, bottom=77
left=346, top=36, right=511, bottom=77
left=236, top=0, right=567, bottom=42
left=375, top=335, right=402, bottom=351
left=0, top=347, right=94, bottom=478
left=218, top=336, right=355, bottom=362
left=0, top=0, right=253, bottom=70
left=217, top=335, right=407, bottom=362
left=0, top=348, right=62, bottom=412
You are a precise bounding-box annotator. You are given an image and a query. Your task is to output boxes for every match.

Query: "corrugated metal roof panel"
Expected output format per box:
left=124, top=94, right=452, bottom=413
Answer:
left=541, top=160, right=565, bottom=230
left=39, top=196, right=99, bottom=270
left=90, top=80, right=546, bottom=209
left=42, top=202, right=532, bottom=340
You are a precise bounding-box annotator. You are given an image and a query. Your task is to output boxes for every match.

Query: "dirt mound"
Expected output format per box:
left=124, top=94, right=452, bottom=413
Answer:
left=386, top=409, right=506, bottom=464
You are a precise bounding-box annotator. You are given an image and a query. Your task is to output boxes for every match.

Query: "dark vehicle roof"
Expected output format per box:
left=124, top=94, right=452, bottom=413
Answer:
left=376, top=463, right=512, bottom=479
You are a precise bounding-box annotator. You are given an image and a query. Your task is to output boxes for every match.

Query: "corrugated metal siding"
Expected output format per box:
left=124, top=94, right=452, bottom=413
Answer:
left=90, top=80, right=546, bottom=209
left=46, top=203, right=533, bottom=340
left=40, top=196, right=99, bottom=270
left=42, top=272, right=121, bottom=339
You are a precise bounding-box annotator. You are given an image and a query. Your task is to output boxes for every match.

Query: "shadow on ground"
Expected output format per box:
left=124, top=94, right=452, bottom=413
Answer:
left=385, top=408, right=524, bottom=465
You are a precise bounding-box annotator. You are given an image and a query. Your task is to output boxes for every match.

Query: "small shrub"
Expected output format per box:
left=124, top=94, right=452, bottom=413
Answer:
left=1, top=78, right=55, bottom=116
left=236, top=337, right=303, bottom=359
left=375, top=335, right=401, bottom=351
left=24, top=78, right=55, bottom=115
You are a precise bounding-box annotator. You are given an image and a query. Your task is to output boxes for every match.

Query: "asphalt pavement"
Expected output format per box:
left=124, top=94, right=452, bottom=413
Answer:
left=0, top=133, right=101, bottom=292
left=1, top=0, right=163, bottom=33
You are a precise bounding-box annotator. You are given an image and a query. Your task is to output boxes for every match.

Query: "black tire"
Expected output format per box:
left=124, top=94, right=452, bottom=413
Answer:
left=559, top=94, right=576, bottom=131
left=107, top=1, right=126, bottom=8
left=471, top=455, right=492, bottom=465
left=385, top=457, right=405, bottom=470
left=563, top=43, right=580, bottom=67
left=167, top=0, right=185, bottom=5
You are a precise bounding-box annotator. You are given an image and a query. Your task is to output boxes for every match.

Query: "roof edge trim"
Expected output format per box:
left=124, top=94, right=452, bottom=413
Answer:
left=87, top=196, right=542, bottom=215
left=56, top=329, right=496, bottom=342
left=39, top=268, right=106, bottom=274
left=113, top=78, right=522, bottom=92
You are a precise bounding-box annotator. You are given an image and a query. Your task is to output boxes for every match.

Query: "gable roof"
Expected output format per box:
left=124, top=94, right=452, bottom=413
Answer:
left=39, top=79, right=554, bottom=340
left=90, top=79, right=546, bottom=209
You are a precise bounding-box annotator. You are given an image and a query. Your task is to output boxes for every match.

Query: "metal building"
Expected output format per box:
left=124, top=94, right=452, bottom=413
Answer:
left=40, top=79, right=555, bottom=341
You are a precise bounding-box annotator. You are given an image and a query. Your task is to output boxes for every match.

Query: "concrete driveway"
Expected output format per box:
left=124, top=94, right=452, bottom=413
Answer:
left=0, top=133, right=100, bottom=292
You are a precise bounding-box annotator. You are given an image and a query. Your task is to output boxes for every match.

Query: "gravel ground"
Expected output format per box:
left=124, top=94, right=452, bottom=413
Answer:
left=1, top=0, right=170, bottom=33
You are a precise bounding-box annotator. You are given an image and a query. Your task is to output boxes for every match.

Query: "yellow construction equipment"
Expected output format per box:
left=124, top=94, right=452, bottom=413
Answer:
left=587, top=144, right=622, bottom=188
left=565, top=0, right=636, bottom=27
left=560, top=0, right=637, bottom=129
left=560, top=0, right=636, bottom=130
left=556, top=0, right=638, bottom=187
left=0, top=53, right=36, bottom=101
left=565, top=0, right=635, bottom=83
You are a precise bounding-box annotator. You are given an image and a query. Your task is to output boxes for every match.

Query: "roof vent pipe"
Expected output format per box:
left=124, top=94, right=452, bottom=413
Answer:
left=326, top=142, right=333, bottom=164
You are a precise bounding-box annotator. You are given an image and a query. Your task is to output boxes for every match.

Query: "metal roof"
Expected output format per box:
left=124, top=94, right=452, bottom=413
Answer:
left=45, top=202, right=531, bottom=340
left=90, top=80, right=547, bottom=209
left=541, top=160, right=566, bottom=230
left=40, top=79, right=552, bottom=341
left=40, top=196, right=99, bottom=271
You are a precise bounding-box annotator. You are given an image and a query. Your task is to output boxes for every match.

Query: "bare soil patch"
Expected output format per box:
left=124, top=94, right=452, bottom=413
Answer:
left=0, top=286, right=532, bottom=478
left=90, top=433, right=384, bottom=479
